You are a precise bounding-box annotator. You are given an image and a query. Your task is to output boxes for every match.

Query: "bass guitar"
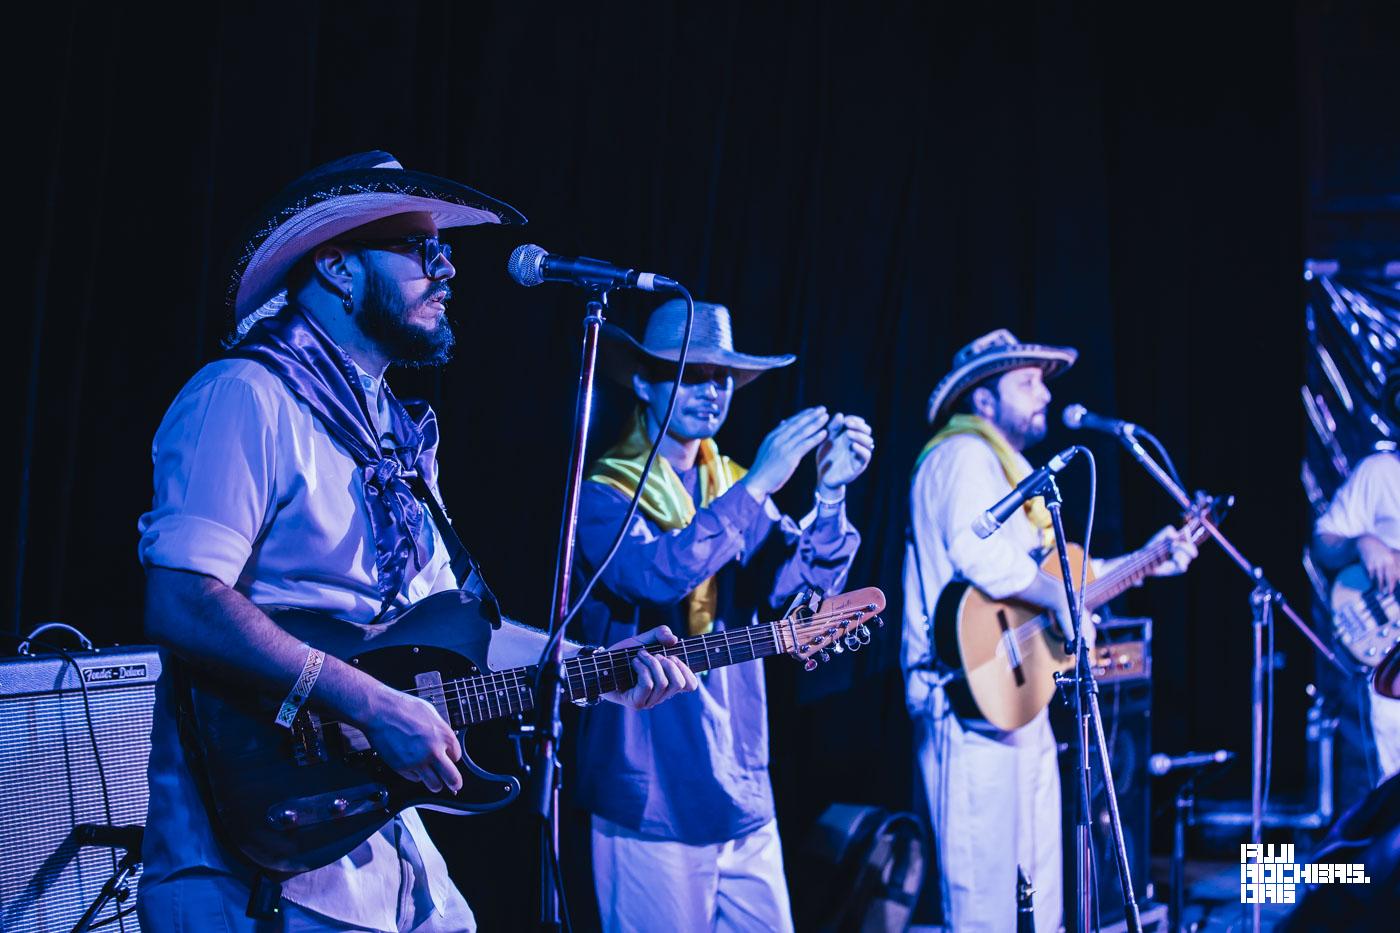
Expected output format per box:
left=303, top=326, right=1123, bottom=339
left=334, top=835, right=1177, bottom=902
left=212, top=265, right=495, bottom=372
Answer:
left=181, top=586, right=885, bottom=874
left=1330, top=563, right=1400, bottom=667
left=930, top=498, right=1220, bottom=731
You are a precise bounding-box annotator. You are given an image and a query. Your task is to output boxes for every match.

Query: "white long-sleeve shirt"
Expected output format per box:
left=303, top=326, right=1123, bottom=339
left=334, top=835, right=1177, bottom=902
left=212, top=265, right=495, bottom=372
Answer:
left=902, top=434, right=1044, bottom=717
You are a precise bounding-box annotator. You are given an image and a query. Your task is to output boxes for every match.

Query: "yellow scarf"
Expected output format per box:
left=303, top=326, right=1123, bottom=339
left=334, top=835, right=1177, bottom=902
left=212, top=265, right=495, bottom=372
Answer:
left=916, top=413, right=1055, bottom=552
left=587, top=409, right=749, bottom=634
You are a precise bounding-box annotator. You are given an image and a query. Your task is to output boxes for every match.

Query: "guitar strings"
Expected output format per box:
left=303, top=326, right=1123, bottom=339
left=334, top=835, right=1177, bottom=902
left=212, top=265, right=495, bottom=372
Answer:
left=292, top=603, right=872, bottom=732
left=996, top=533, right=1184, bottom=653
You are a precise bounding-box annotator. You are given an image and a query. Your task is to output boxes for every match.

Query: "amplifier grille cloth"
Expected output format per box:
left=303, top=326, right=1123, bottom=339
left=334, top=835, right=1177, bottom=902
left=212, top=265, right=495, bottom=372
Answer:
left=0, top=661, right=155, bottom=933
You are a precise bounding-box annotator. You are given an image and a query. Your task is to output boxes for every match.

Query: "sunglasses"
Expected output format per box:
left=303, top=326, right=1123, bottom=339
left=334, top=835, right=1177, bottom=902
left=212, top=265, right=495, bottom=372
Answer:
left=339, top=234, right=454, bottom=279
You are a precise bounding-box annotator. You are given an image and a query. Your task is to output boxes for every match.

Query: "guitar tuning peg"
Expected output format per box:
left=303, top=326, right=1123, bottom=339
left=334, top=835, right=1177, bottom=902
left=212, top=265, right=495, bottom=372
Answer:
left=874, top=615, right=885, bottom=628
left=803, top=658, right=818, bottom=672
left=819, top=649, right=831, bottom=663
left=844, top=633, right=861, bottom=651
left=857, top=624, right=871, bottom=643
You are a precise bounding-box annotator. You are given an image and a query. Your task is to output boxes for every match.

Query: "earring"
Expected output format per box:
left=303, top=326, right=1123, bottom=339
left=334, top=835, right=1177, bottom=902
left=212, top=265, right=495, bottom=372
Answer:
left=342, top=287, right=354, bottom=313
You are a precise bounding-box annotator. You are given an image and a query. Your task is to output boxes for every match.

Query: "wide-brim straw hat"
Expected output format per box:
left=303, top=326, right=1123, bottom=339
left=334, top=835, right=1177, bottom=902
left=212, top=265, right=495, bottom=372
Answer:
left=225, top=150, right=526, bottom=342
left=600, top=300, right=795, bottom=389
left=926, top=328, right=1077, bottom=424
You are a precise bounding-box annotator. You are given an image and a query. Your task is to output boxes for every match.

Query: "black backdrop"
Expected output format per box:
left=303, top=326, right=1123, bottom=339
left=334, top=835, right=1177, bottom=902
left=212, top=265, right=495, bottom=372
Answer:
left=10, top=2, right=1399, bottom=927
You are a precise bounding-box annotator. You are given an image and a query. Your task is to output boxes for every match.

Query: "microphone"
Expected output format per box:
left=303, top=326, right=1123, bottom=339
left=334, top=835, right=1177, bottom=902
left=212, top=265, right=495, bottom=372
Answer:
left=972, top=447, right=1081, bottom=539
left=507, top=244, right=681, bottom=293
left=1063, top=404, right=1139, bottom=437
left=76, top=823, right=144, bottom=850
left=1148, top=749, right=1235, bottom=776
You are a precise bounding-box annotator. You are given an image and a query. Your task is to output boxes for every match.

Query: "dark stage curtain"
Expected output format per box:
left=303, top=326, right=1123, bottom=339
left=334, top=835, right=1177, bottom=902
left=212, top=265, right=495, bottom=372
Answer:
left=12, top=2, right=1396, bottom=927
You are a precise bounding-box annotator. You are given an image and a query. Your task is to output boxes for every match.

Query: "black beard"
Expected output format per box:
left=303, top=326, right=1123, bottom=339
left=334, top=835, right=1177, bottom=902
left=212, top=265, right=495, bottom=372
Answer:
left=357, top=269, right=456, bottom=367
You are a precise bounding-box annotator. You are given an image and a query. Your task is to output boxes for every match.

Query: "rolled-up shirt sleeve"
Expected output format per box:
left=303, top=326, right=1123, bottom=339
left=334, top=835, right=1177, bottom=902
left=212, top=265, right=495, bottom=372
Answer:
left=137, top=376, right=277, bottom=586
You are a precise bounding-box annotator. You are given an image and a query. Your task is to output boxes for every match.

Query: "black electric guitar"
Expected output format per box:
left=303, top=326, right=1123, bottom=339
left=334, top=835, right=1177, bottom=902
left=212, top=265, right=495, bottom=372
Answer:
left=181, top=586, right=885, bottom=874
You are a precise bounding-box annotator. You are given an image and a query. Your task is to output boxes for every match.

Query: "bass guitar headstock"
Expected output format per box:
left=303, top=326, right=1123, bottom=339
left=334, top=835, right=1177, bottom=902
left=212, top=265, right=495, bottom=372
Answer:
left=776, top=587, right=887, bottom=671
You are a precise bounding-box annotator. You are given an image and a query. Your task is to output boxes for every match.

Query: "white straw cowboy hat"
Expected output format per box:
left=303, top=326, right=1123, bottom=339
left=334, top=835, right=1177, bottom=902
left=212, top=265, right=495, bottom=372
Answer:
left=926, top=328, right=1077, bottom=424
left=600, top=300, right=796, bottom=389
left=225, top=150, right=526, bottom=342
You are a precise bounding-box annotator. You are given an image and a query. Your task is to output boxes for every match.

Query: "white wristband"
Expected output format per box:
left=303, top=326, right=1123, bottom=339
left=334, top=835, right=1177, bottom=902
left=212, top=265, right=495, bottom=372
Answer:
left=275, top=644, right=326, bottom=729
left=815, top=487, right=846, bottom=513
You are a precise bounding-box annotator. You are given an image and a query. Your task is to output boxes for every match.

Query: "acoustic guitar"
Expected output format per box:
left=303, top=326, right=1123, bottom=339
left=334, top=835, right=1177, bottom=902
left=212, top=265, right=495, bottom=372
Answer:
left=1330, top=563, right=1400, bottom=667
left=929, top=499, right=1218, bottom=731
left=180, top=585, right=885, bottom=874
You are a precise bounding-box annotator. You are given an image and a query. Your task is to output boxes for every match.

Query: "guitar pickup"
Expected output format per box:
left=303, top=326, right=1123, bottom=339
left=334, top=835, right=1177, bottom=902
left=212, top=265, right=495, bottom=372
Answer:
left=266, top=783, right=390, bottom=830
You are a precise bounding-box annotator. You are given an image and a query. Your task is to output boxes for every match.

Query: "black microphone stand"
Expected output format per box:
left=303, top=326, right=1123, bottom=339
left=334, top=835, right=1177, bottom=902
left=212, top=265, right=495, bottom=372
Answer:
left=534, top=288, right=610, bottom=930
left=1038, top=476, right=1143, bottom=933
left=1110, top=426, right=1348, bottom=933
left=71, top=824, right=143, bottom=933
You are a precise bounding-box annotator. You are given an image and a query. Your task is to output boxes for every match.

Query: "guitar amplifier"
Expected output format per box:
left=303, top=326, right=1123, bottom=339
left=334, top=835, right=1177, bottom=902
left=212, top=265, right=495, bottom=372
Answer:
left=0, top=646, right=162, bottom=933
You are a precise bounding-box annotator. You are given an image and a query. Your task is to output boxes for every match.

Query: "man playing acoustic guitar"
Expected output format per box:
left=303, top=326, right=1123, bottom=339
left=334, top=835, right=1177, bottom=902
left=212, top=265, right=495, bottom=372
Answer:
left=901, top=329, right=1197, bottom=932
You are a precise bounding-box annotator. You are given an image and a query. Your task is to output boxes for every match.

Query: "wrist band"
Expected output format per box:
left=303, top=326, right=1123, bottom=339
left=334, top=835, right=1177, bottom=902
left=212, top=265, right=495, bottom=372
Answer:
left=815, top=488, right=846, bottom=509
left=275, top=644, right=326, bottom=729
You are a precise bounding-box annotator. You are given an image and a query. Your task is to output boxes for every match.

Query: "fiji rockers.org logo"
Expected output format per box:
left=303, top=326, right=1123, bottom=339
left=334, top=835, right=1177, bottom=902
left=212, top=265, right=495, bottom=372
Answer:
left=1239, top=844, right=1371, bottom=904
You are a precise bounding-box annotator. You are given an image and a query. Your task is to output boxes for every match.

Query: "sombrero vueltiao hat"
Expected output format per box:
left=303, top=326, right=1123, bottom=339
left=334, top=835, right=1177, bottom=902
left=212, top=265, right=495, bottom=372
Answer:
left=225, top=150, right=527, bottom=342
left=926, top=328, right=1078, bottom=424
left=600, top=300, right=795, bottom=389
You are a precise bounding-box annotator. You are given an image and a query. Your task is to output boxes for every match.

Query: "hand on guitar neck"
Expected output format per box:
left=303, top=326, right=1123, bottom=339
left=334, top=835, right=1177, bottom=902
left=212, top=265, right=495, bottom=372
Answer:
left=1014, top=525, right=1199, bottom=649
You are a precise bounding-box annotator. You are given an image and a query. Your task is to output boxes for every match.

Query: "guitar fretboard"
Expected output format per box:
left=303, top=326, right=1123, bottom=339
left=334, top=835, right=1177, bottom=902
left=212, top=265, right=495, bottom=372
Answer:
left=435, top=623, right=784, bottom=727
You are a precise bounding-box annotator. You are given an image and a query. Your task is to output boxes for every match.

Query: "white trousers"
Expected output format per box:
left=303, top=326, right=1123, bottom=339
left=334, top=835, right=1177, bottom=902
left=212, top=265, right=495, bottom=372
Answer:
left=914, top=693, right=1063, bottom=933
left=590, top=816, right=794, bottom=933
left=137, top=868, right=475, bottom=933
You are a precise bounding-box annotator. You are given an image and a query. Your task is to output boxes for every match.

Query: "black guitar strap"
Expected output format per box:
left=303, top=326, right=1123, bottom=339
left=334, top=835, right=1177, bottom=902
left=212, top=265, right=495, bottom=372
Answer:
left=405, top=474, right=502, bottom=629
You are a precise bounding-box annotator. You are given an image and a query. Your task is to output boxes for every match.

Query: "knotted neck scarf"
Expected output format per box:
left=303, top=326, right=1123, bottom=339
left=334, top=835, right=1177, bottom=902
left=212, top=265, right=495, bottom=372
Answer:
left=587, top=408, right=748, bottom=635
left=916, top=413, right=1056, bottom=552
left=231, top=306, right=439, bottom=616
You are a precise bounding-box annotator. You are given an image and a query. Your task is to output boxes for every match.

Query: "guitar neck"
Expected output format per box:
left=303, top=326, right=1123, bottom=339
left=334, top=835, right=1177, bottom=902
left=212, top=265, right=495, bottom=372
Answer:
left=1083, top=537, right=1177, bottom=609
left=446, top=623, right=784, bottom=725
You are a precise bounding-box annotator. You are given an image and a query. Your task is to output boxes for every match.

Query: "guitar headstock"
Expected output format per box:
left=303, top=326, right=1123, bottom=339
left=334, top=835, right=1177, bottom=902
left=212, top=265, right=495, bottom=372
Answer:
left=1183, top=491, right=1231, bottom=543
left=776, top=587, right=887, bottom=671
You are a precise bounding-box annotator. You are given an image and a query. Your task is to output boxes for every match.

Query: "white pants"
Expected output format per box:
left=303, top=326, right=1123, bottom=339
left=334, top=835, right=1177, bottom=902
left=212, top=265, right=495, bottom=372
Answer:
left=915, top=693, right=1062, bottom=933
left=1371, top=685, right=1400, bottom=781
left=137, top=869, right=475, bottom=933
left=590, top=816, right=794, bottom=933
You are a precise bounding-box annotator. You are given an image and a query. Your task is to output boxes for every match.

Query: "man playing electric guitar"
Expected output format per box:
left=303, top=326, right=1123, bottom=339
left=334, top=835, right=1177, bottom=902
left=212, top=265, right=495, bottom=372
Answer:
left=136, top=153, right=697, bottom=933
left=901, top=330, right=1197, bottom=933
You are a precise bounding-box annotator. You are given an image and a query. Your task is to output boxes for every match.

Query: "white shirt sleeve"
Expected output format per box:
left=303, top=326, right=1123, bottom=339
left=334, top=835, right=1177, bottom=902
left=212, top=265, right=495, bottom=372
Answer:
left=1316, top=453, right=1400, bottom=543
left=923, top=439, right=1042, bottom=599
left=137, top=375, right=278, bottom=587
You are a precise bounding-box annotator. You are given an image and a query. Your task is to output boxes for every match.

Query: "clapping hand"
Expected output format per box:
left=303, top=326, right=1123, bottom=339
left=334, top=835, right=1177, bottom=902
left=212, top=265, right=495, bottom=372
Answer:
left=816, top=414, right=874, bottom=497
left=741, top=407, right=832, bottom=501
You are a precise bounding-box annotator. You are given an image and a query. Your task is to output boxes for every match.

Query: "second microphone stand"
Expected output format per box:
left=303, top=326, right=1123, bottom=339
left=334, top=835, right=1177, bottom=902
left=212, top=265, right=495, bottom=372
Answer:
left=1041, top=475, right=1143, bottom=933
left=1110, top=426, right=1348, bottom=933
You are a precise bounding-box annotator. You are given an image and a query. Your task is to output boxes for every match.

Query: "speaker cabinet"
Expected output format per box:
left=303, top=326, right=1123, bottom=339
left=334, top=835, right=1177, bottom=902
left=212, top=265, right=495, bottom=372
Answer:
left=0, top=646, right=161, bottom=932
left=1054, top=677, right=1152, bottom=928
